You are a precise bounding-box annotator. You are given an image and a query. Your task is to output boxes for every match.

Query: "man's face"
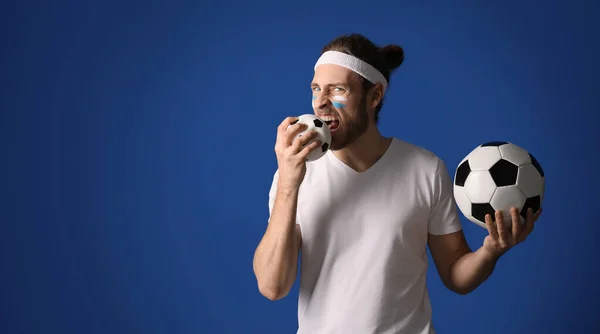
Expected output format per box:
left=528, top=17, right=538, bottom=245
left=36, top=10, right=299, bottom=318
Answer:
left=311, top=64, right=369, bottom=150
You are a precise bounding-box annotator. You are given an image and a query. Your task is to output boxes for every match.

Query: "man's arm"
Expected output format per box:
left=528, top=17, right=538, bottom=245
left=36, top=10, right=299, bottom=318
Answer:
left=253, top=117, right=321, bottom=301
left=428, top=207, right=541, bottom=295
left=426, top=156, right=542, bottom=295
left=253, top=187, right=303, bottom=301
left=426, top=157, right=497, bottom=295
left=428, top=230, right=499, bottom=295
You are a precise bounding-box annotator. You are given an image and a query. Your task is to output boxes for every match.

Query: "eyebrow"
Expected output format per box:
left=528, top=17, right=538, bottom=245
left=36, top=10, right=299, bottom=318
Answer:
left=310, top=82, right=349, bottom=88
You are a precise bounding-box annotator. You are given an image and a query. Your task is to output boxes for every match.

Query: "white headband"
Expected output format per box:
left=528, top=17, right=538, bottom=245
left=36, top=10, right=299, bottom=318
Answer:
left=314, top=51, right=388, bottom=92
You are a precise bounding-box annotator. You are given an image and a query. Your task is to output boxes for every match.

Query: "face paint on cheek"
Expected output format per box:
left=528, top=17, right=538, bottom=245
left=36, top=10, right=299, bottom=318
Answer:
left=312, top=95, right=317, bottom=109
left=332, top=101, right=346, bottom=109
left=331, top=95, right=347, bottom=109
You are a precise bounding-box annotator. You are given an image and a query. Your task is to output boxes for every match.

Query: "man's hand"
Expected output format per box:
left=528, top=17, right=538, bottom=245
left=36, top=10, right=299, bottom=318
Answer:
left=274, top=116, right=321, bottom=191
left=482, top=207, right=543, bottom=259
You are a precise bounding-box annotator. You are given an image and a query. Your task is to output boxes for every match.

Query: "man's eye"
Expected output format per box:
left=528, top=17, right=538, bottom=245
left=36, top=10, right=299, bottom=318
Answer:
left=312, top=87, right=321, bottom=91
left=333, top=87, right=345, bottom=92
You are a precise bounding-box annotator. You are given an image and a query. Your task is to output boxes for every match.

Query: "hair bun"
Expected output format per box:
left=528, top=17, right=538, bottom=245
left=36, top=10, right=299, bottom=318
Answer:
left=381, top=44, right=404, bottom=70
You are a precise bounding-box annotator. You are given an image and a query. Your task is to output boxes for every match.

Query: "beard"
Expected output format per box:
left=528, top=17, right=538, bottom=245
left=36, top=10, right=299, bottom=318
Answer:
left=329, top=94, right=369, bottom=151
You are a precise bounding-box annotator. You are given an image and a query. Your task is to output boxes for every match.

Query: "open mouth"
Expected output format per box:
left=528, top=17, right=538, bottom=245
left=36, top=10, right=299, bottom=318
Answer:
left=325, top=120, right=340, bottom=132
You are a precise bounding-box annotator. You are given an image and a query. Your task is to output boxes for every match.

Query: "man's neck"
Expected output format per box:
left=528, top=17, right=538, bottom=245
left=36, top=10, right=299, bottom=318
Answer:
left=331, top=125, right=393, bottom=173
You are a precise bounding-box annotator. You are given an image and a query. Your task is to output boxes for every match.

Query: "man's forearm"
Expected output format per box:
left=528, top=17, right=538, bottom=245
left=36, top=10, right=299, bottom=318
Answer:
left=449, top=247, right=500, bottom=295
left=253, top=187, right=300, bottom=300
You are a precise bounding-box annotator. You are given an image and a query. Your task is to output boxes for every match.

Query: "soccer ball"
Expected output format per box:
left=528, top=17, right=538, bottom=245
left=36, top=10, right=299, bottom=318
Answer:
left=453, top=141, right=545, bottom=229
left=289, top=114, right=331, bottom=161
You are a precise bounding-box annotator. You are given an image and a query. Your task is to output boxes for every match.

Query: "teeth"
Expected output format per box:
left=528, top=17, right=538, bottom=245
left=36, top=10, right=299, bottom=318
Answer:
left=320, top=116, right=338, bottom=122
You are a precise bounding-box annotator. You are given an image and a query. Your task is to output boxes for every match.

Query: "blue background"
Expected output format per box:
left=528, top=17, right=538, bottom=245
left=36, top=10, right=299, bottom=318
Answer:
left=1, top=1, right=598, bottom=333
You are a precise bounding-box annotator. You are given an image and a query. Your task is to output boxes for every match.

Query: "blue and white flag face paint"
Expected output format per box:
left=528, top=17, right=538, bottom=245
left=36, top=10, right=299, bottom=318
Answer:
left=331, top=95, right=347, bottom=109
left=312, top=95, right=347, bottom=109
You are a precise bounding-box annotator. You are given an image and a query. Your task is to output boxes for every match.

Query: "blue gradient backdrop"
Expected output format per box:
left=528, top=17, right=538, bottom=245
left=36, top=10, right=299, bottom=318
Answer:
left=1, top=1, right=598, bottom=333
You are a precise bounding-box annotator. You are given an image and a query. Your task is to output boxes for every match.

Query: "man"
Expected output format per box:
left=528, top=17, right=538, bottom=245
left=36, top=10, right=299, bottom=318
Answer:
left=252, top=34, right=542, bottom=334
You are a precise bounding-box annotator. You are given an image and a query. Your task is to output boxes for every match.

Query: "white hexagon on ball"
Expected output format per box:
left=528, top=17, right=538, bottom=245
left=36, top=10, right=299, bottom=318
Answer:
left=464, top=170, right=496, bottom=203
left=490, top=185, right=527, bottom=227
left=465, top=146, right=502, bottom=171
left=517, top=164, right=544, bottom=198
left=499, top=143, right=532, bottom=166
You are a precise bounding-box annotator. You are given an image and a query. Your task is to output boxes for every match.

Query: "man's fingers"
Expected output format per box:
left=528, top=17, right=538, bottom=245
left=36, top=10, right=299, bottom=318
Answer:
left=518, top=208, right=535, bottom=243
left=275, top=117, right=300, bottom=152
left=282, top=123, right=308, bottom=146
left=495, top=211, right=509, bottom=247
left=277, top=116, right=302, bottom=143
left=485, top=214, right=498, bottom=240
left=278, top=116, right=299, bottom=133
left=534, top=207, right=543, bottom=221
left=298, top=140, right=322, bottom=159
left=290, top=131, right=319, bottom=154
left=510, top=207, right=521, bottom=243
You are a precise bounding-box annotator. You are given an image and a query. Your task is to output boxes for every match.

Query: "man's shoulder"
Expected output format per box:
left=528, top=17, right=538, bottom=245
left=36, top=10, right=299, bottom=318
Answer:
left=389, top=137, right=444, bottom=170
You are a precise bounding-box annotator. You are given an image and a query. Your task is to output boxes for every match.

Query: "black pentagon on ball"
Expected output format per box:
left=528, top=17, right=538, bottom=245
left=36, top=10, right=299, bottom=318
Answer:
left=313, top=119, right=323, bottom=128
left=321, top=142, right=329, bottom=152
left=480, top=141, right=508, bottom=147
left=489, top=159, right=518, bottom=186
left=472, top=203, right=495, bottom=224
left=529, top=153, right=544, bottom=177
left=455, top=160, right=471, bottom=186
left=520, top=195, right=541, bottom=220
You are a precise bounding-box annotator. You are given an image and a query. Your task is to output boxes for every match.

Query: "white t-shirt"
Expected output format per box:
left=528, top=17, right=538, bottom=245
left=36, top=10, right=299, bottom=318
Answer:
left=267, top=137, right=463, bottom=334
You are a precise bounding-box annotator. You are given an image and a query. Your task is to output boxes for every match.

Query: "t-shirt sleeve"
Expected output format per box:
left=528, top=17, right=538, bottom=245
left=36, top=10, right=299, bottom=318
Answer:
left=428, top=158, right=463, bottom=235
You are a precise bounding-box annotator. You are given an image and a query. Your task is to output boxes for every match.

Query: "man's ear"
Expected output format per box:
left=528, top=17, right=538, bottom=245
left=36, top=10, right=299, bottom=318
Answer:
left=369, top=83, right=385, bottom=109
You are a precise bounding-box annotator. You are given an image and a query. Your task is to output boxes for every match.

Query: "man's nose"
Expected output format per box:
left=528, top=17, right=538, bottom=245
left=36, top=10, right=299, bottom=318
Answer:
left=312, top=94, right=331, bottom=110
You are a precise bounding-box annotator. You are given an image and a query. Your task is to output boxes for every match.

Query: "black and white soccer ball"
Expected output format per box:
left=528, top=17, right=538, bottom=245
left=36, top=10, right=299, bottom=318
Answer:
left=453, top=141, right=545, bottom=229
left=288, top=114, right=331, bottom=161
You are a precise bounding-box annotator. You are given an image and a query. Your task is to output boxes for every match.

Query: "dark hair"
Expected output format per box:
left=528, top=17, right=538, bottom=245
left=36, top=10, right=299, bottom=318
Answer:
left=321, top=33, right=404, bottom=122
